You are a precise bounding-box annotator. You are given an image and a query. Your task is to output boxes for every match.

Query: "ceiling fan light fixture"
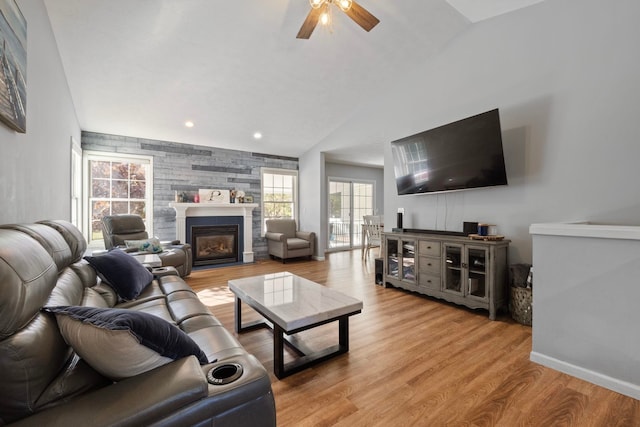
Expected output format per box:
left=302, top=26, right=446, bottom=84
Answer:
left=320, top=3, right=332, bottom=27
left=297, top=0, right=379, bottom=39
left=337, top=0, right=352, bottom=12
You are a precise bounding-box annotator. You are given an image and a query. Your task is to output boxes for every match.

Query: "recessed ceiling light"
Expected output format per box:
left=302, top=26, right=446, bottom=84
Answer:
left=253, top=132, right=262, bottom=139
left=185, top=121, right=194, bottom=128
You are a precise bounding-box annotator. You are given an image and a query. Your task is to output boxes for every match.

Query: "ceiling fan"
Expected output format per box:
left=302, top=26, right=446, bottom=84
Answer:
left=296, top=0, right=380, bottom=39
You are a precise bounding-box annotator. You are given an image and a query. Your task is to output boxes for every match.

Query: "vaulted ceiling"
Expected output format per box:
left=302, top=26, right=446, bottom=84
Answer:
left=44, top=0, right=544, bottom=166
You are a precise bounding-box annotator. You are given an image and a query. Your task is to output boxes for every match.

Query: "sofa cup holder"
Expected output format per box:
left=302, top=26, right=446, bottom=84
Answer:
left=207, top=363, right=243, bottom=385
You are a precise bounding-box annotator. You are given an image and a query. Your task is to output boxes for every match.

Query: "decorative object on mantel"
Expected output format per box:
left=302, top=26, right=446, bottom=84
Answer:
left=236, top=190, right=245, bottom=203
left=175, top=191, right=198, bottom=203
left=244, top=195, right=254, bottom=203
left=0, top=0, right=27, bottom=133
left=199, top=189, right=230, bottom=204
left=230, top=189, right=236, bottom=203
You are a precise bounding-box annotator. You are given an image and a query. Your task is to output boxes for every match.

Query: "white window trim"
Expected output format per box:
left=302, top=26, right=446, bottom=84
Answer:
left=82, top=150, right=154, bottom=249
left=260, top=167, right=299, bottom=236
left=70, top=137, right=82, bottom=231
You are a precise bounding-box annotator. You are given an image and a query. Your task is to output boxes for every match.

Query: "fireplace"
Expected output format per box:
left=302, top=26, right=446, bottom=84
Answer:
left=191, top=225, right=239, bottom=266
left=171, top=203, right=257, bottom=264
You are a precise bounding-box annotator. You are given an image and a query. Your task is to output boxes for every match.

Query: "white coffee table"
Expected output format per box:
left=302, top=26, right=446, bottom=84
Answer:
left=228, top=272, right=363, bottom=379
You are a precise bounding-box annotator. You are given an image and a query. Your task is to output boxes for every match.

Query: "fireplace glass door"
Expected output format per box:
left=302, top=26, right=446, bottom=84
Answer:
left=192, top=225, right=239, bottom=266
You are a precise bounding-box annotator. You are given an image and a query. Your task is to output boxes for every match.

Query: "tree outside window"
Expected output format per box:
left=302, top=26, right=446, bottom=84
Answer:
left=85, top=153, right=152, bottom=245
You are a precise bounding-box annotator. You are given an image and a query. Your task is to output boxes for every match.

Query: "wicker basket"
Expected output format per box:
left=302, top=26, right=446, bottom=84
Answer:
left=510, top=286, right=532, bottom=326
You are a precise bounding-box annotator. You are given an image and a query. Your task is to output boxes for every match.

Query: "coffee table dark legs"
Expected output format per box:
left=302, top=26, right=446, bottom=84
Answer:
left=273, top=317, right=350, bottom=379
left=234, top=296, right=352, bottom=379
left=235, top=296, right=268, bottom=333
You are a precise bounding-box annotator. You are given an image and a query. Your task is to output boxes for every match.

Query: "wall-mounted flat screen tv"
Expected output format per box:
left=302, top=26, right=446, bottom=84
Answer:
left=391, top=109, right=508, bottom=195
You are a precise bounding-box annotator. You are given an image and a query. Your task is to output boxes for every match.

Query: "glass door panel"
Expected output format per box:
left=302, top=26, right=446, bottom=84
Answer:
left=353, top=182, right=373, bottom=247
left=402, top=240, right=415, bottom=282
left=328, top=179, right=374, bottom=250
left=386, top=238, right=399, bottom=279
left=328, top=180, right=351, bottom=249
left=444, top=244, right=463, bottom=294
left=467, top=247, right=488, bottom=300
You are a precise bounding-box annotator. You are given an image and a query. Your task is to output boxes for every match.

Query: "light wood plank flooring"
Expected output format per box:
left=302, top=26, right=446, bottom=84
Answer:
left=186, top=250, right=640, bottom=426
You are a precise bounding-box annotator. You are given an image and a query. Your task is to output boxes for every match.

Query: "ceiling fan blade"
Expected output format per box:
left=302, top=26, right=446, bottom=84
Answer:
left=344, top=0, right=380, bottom=32
left=296, top=7, right=323, bottom=39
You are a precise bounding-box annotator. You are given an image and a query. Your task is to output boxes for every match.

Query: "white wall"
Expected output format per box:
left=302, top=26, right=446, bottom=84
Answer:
left=0, top=0, right=80, bottom=224
left=301, top=0, right=640, bottom=264
left=298, top=151, right=324, bottom=258
left=530, top=222, right=640, bottom=399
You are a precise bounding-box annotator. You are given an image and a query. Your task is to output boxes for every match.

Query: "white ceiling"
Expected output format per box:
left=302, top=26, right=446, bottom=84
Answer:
left=44, top=0, right=544, bottom=166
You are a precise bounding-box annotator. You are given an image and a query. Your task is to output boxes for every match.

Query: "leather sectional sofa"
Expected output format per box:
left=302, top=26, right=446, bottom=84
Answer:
left=0, top=220, right=276, bottom=426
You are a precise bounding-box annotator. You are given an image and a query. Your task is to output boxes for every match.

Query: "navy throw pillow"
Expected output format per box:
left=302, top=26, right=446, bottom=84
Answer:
left=84, top=249, right=154, bottom=300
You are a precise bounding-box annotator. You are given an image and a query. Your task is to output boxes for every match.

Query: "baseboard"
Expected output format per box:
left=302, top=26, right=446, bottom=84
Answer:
left=530, top=351, right=640, bottom=399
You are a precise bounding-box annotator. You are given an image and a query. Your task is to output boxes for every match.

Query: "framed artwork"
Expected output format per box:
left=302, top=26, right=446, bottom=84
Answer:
left=243, top=195, right=254, bottom=203
left=199, top=189, right=230, bottom=204
left=0, top=0, right=27, bottom=133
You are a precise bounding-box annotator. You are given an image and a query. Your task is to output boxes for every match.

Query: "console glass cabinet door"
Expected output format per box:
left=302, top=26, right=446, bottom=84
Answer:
left=444, top=244, right=463, bottom=295
left=466, top=246, right=488, bottom=301
left=385, top=237, right=416, bottom=284
left=401, top=240, right=416, bottom=282
left=444, top=244, right=489, bottom=301
left=386, top=238, right=399, bottom=280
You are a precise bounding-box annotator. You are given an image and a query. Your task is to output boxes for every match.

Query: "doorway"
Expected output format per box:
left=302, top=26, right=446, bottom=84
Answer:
left=327, top=178, right=375, bottom=250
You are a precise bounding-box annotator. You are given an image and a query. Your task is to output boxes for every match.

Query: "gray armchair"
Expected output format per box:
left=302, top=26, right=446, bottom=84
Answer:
left=101, top=214, right=192, bottom=277
left=265, top=219, right=315, bottom=263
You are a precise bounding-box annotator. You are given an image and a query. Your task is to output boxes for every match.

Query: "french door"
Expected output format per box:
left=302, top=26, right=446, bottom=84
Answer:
left=327, top=178, right=375, bottom=250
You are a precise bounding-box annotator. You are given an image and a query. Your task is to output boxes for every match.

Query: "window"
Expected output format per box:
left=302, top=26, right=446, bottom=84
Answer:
left=83, top=151, right=153, bottom=247
left=261, top=168, right=298, bottom=233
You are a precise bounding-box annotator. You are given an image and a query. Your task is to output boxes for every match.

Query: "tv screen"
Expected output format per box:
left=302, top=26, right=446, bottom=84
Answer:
left=391, top=109, right=508, bottom=195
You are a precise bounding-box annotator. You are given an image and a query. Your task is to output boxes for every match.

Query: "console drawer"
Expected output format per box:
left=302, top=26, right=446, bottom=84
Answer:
left=419, top=273, right=441, bottom=290
left=419, top=240, right=441, bottom=257
left=419, top=257, right=441, bottom=275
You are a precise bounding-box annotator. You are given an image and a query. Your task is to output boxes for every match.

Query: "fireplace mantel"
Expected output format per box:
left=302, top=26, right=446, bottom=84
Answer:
left=169, top=202, right=258, bottom=263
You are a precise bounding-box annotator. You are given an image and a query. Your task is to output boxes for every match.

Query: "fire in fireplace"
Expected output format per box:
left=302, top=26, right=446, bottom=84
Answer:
left=191, top=225, right=239, bottom=266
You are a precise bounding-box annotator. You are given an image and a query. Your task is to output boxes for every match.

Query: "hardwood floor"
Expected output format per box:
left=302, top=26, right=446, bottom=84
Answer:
left=186, top=251, right=640, bottom=426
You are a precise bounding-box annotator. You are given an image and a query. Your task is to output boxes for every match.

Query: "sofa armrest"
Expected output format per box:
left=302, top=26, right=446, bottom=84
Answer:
left=296, top=231, right=315, bottom=242
left=9, top=357, right=207, bottom=427
left=265, top=232, right=286, bottom=242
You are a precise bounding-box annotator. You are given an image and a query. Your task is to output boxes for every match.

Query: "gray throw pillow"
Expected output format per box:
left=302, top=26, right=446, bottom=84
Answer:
left=44, top=306, right=209, bottom=381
